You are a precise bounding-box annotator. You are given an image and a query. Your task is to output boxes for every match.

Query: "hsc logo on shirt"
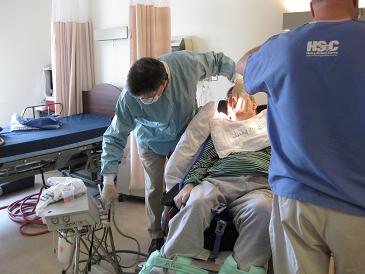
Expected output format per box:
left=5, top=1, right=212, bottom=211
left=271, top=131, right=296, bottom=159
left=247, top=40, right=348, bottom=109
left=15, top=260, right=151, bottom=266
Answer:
left=306, top=40, right=340, bottom=57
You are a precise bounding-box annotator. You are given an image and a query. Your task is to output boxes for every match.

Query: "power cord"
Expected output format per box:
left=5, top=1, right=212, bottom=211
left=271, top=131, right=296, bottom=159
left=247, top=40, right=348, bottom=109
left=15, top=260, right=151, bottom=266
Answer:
left=76, top=196, right=148, bottom=274
left=1, top=187, right=48, bottom=236
left=111, top=206, right=148, bottom=268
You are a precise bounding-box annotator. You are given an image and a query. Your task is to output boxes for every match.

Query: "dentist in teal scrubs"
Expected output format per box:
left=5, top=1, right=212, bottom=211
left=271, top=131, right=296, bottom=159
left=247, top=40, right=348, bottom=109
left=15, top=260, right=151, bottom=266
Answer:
left=100, top=50, right=236, bottom=254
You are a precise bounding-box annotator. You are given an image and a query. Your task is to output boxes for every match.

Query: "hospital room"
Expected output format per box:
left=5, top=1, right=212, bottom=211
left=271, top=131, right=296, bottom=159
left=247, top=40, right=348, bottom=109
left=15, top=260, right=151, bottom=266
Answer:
left=1, top=0, right=365, bottom=273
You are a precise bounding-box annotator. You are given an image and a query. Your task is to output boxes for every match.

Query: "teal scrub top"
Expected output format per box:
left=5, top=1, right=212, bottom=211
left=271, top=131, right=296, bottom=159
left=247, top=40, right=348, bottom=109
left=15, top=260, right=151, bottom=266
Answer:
left=101, top=50, right=235, bottom=175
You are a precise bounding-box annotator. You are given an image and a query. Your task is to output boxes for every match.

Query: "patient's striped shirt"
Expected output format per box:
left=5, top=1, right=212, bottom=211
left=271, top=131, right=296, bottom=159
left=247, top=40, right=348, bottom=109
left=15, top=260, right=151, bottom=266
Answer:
left=183, top=136, right=271, bottom=186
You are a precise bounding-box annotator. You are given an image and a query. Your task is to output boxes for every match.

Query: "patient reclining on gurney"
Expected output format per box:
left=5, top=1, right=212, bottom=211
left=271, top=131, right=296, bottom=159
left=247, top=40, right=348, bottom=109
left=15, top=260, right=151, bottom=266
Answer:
left=141, top=84, right=272, bottom=274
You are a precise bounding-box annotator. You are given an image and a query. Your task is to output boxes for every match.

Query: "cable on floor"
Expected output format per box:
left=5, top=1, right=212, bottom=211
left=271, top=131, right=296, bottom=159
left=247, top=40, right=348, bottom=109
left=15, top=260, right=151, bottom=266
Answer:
left=112, top=211, right=148, bottom=268
left=5, top=187, right=48, bottom=236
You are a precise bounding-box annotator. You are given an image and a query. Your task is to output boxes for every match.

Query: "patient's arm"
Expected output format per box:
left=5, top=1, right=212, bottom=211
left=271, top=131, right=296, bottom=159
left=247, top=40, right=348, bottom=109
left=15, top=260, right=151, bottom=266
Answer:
left=173, top=184, right=194, bottom=209
left=171, top=137, right=218, bottom=209
left=182, top=137, right=219, bottom=187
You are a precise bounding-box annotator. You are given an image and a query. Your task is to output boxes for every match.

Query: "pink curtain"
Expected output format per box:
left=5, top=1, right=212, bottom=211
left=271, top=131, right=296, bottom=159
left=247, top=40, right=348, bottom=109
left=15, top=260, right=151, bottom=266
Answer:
left=129, top=2, right=171, bottom=191
left=52, top=22, right=95, bottom=115
left=130, top=4, right=171, bottom=62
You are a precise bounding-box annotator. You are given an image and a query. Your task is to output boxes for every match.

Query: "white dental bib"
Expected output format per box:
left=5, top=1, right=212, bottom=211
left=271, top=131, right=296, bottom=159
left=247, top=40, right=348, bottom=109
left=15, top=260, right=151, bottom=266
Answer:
left=210, top=110, right=270, bottom=158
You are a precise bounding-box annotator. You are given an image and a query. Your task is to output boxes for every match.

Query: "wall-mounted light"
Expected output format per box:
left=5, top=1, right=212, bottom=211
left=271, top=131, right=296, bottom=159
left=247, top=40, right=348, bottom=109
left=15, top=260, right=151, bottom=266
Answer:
left=283, top=0, right=310, bottom=13
left=94, top=26, right=128, bottom=41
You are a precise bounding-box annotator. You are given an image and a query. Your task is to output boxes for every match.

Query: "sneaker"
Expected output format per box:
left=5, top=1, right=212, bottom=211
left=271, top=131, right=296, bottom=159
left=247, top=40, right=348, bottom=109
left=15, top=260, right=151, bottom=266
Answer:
left=148, top=238, right=165, bottom=255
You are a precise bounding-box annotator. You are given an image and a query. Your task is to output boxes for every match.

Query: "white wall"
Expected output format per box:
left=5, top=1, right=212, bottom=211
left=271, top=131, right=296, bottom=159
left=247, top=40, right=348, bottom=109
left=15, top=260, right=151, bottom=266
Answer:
left=284, top=0, right=365, bottom=12
left=91, top=0, right=285, bottom=105
left=171, top=0, right=285, bottom=105
left=0, top=0, right=51, bottom=126
left=91, top=0, right=130, bottom=89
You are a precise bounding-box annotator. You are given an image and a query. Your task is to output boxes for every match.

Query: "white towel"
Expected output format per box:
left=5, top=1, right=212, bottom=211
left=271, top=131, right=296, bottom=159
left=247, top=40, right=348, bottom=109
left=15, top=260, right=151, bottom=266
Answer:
left=210, top=110, right=270, bottom=158
left=36, top=177, right=87, bottom=217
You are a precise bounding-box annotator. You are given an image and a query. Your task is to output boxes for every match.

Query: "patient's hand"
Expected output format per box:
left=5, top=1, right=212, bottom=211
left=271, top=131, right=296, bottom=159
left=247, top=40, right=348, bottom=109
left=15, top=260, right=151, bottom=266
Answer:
left=174, top=184, right=194, bottom=209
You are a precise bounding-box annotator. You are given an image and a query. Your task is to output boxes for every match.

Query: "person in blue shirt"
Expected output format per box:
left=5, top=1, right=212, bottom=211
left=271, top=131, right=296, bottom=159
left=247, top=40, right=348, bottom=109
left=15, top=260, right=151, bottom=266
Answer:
left=236, top=1, right=365, bottom=273
left=101, top=51, right=236, bottom=254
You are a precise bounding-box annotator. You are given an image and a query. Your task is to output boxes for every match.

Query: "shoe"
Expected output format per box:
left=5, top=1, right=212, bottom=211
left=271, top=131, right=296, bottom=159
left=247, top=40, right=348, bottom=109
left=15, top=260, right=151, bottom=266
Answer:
left=148, top=238, right=165, bottom=255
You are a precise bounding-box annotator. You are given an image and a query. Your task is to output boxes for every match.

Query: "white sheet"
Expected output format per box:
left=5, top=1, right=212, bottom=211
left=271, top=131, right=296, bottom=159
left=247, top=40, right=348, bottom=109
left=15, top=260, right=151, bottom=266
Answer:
left=164, top=101, right=218, bottom=191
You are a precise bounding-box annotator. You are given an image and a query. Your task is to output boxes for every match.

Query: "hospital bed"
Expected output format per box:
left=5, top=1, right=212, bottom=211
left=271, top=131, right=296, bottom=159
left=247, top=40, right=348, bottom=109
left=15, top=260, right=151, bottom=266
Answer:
left=0, top=84, right=121, bottom=192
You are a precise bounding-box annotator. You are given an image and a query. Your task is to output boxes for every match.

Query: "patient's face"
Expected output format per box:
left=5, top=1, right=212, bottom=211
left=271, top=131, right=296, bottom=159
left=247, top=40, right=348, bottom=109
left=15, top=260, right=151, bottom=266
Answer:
left=227, top=95, right=257, bottom=121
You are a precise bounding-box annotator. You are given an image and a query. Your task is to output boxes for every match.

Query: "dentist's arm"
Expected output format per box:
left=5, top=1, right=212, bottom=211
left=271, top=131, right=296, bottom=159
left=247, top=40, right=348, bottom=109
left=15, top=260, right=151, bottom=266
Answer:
left=101, top=90, right=138, bottom=206
left=195, top=51, right=236, bottom=82
left=101, top=174, right=118, bottom=207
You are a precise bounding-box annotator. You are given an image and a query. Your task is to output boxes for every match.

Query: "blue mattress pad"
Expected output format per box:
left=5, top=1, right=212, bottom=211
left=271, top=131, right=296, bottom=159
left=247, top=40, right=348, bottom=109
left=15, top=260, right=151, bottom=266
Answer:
left=0, top=114, right=111, bottom=162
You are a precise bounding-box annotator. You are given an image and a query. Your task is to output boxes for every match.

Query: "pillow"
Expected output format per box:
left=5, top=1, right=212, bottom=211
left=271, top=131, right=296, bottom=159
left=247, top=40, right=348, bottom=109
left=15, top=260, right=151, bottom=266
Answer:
left=164, top=101, right=218, bottom=191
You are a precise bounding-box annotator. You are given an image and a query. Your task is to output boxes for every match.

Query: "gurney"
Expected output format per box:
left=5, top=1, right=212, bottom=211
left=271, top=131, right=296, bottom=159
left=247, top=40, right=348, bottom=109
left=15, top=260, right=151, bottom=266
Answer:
left=0, top=84, right=121, bottom=193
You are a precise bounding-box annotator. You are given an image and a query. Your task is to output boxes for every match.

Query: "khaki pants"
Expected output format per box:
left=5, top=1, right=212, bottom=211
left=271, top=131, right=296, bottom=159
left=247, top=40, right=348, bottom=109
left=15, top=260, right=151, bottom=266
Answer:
left=270, top=195, right=365, bottom=274
left=138, top=147, right=167, bottom=239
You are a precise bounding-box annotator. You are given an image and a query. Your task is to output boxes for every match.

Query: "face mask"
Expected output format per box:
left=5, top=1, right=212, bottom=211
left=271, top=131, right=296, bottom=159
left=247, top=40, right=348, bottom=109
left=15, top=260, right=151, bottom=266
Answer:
left=140, top=78, right=168, bottom=105
left=140, top=94, right=161, bottom=105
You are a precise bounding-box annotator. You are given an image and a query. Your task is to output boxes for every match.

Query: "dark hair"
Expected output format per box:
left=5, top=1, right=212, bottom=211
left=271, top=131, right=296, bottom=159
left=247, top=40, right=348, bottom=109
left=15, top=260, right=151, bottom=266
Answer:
left=218, top=100, right=228, bottom=115
left=217, top=86, right=234, bottom=115
left=127, top=57, right=167, bottom=97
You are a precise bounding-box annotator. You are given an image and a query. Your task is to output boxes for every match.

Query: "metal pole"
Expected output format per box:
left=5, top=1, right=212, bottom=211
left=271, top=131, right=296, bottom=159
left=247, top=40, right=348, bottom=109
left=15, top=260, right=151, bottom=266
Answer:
left=73, top=229, right=81, bottom=274
left=108, top=226, right=121, bottom=272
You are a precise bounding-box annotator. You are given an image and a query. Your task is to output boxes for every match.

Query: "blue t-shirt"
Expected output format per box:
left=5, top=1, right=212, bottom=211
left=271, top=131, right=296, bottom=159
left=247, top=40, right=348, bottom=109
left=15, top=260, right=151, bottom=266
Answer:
left=244, top=20, right=365, bottom=216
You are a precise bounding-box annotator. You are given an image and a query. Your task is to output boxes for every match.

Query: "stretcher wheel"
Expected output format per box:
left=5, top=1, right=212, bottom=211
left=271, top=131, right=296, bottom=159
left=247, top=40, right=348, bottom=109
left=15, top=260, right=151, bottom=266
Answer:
left=118, top=194, right=125, bottom=202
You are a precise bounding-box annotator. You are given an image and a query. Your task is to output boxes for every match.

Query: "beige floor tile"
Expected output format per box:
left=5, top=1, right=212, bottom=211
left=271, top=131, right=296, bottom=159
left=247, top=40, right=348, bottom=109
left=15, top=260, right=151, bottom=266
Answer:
left=0, top=173, right=149, bottom=274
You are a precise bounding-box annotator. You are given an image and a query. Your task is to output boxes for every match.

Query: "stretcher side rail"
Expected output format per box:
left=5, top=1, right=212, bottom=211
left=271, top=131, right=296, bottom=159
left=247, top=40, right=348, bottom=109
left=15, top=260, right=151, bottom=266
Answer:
left=21, top=102, right=64, bottom=118
left=0, top=142, right=102, bottom=184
